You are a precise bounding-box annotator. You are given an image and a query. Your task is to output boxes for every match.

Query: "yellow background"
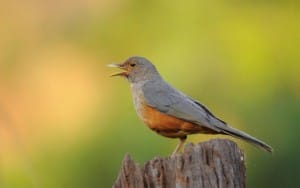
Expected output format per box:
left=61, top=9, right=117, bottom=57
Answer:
left=0, top=0, right=299, bottom=187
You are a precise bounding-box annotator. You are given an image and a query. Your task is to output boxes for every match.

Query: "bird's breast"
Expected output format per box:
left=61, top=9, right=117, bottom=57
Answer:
left=130, top=84, right=215, bottom=138
left=130, top=83, right=147, bottom=120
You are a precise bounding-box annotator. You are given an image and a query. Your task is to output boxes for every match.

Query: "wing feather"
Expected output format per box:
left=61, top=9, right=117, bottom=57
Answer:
left=142, top=80, right=222, bottom=132
left=141, top=79, right=273, bottom=152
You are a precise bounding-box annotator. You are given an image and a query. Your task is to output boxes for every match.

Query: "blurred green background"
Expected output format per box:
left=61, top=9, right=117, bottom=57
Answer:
left=0, top=0, right=299, bottom=187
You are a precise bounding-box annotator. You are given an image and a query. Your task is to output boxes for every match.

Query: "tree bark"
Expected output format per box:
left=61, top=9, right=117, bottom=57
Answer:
left=113, top=139, right=246, bottom=188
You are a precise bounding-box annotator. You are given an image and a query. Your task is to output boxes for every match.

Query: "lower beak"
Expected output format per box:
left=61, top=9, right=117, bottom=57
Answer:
left=107, top=63, right=128, bottom=77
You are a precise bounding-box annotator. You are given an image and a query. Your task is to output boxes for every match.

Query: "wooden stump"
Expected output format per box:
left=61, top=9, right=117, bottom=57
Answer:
left=113, top=139, right=246, bottom=188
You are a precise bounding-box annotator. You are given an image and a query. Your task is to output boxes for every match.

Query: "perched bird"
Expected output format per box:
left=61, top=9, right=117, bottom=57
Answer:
left=108, top=56, right=273, bottom=155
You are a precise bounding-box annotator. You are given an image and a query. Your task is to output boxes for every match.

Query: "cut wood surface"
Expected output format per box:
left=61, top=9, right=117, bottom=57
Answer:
left=113, top=139, right=246, bottom=188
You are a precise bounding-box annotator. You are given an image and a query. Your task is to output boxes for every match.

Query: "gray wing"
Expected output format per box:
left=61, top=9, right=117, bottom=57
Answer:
left=142, top=80, right=226, bottom=132
left=142, top=80, right=274, bottom=152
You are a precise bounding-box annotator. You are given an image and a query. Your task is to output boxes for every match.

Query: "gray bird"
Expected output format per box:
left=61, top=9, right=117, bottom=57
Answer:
left=108, top=56, right=273, bottom=155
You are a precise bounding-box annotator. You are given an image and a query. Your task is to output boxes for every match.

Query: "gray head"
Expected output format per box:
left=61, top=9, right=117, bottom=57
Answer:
left=108, top=56, right=160, bottom=83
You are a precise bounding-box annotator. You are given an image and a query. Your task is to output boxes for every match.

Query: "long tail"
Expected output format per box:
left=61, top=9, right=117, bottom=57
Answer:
left=218, top=125, right=273, bottom=152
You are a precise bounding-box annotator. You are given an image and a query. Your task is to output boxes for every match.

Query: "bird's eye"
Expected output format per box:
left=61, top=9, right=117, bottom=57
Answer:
left=130, top=63, right=136, bottom=67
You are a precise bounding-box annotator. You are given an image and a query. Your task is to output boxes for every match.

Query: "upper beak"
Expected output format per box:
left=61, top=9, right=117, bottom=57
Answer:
left=107, top=63, right=123, bottom=68
left=107, top=63, right=128, bottom=77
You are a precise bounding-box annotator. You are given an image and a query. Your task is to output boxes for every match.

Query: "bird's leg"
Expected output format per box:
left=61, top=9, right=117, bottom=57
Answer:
left=171, top=136, right=187, bottom=157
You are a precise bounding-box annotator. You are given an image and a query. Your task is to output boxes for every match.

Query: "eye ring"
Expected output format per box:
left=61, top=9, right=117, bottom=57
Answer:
left=130, top=63, right=136, bottom=67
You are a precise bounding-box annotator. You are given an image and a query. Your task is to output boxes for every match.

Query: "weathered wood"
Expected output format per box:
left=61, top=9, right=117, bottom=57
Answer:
left=113, top=139, right=246, bottom=188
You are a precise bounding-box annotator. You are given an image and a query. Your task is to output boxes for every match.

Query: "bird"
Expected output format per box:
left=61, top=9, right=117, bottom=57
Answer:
left=108, top=56, right=273, bottom=156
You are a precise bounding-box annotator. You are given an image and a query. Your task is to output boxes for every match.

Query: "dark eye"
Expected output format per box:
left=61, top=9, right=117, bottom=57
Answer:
left=130, top=63, right=136, bottom=67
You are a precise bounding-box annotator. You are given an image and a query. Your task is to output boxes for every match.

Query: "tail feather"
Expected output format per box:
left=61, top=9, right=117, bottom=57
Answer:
left=218, top=125, right=273, bottom=153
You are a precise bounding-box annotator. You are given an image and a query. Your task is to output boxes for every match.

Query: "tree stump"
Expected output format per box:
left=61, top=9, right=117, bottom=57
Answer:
left=113, top=139, right=246, bottom=188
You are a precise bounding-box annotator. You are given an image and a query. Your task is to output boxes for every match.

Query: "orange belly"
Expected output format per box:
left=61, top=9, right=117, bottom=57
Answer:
left=140, top=105, right=216, bottom=138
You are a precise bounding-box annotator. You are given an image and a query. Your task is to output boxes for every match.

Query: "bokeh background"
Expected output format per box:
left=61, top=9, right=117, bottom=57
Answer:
left=0, top=0, right=299, bottom=187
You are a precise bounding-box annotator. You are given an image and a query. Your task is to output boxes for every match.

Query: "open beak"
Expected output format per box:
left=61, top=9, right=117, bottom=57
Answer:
left=107, top=63, right=128, bottom=77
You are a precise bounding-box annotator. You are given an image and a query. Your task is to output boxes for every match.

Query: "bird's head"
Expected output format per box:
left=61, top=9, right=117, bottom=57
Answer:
left=108, top=56, right=160, bottom=83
